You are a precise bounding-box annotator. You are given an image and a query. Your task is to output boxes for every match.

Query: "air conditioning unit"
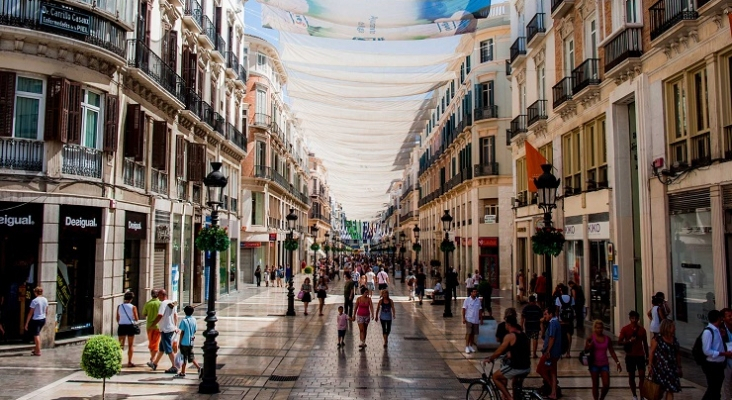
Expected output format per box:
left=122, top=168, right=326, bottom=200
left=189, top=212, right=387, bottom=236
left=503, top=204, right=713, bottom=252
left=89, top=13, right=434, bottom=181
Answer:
left=484, top=215, right=496, bottom=224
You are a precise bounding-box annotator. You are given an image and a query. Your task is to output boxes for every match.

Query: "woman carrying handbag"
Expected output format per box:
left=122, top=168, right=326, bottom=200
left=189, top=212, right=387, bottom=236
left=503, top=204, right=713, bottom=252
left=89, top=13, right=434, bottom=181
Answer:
left=117, top=291, right=140, bottom=367
left=584, top=320, right=621, bottom=400
left=646, top=319, right=682, bottom=400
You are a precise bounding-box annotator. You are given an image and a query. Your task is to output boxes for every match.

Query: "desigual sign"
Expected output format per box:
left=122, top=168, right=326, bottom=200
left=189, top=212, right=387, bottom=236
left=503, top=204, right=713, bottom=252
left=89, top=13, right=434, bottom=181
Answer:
left=64, top=216, right=98, bottom=228
left=60, top=205, right=102, bottom=237
left=125, top=211, right=147, bottom=240
left=0, top=215, right=35, bottom=227
left=0, top=202, right=43, bottom=233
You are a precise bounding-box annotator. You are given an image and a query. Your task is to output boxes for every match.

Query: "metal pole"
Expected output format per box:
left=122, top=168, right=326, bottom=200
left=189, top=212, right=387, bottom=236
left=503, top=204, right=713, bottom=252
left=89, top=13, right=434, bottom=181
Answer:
left=286, top=231, right=296, bottom=316
left=199, top=206, right=220, bottom=394
left=544, top=212, right=553, bottom=306
left=443, top=234, right=453, bottom=318
left=313, top=247, right=317, bottom=284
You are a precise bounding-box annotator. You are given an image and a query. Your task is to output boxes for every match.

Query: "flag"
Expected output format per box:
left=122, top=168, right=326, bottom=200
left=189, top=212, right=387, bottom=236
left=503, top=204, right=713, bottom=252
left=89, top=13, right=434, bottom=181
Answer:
left=525, top=141, right=547, bottom=192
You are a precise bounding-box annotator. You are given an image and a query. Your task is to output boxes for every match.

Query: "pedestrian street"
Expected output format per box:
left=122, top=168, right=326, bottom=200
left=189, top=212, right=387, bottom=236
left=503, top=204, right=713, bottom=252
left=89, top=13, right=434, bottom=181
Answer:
left=1, top=276, right=708, bottom=400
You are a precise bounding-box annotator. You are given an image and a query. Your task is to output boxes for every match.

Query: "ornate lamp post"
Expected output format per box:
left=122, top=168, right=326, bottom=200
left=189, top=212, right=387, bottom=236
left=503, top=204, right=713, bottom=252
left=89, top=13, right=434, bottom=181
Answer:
left=441, top=210, right=454, bottom=318
left=534, top=164, right=561, bottom=305
left=324, top=231, right=331, bottom=277
left=285, top=208, right=298, bottom=316
left=311, top=223, right=319, bottom=283
left=199, top=162, right=228, bottom=394
left=413, top=225, right=421, bottom=265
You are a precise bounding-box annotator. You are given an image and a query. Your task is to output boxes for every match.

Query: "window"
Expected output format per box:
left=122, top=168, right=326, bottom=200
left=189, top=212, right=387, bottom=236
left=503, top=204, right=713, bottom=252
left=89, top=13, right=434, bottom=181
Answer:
left=519, top=83, right=526, bottom=113
left=516, top=157, right=527, bottom=205
left=256, top=141, right=266, bottom=166
left=480, top=39, right=494, bottom=63
left=666, top=67, right=711, bottom=166
left=539, top=143, right=553, bottom=164
left=257, top=52, right=266, bottom=67
left=537, top=65, right=546, bottom=100
left=252, top=191, right=264, bottom=225
left=481, top=81, right=495, bottom=106
left=564, top=38, right=575, bottom=75
left=483, top=201, right=499, bottom=223
left=626, top=0, right=639, bottom=23
left=562, top=130, right=582, bottom=194
left=480, top=136, right=495, bottom=164
left=81, top=90, right=101, bottom=148
left=14, top=76, right=44, bottom=139
left=587, top=20, right=598, bottom=59
left=585, top=118, right=608, bottom=189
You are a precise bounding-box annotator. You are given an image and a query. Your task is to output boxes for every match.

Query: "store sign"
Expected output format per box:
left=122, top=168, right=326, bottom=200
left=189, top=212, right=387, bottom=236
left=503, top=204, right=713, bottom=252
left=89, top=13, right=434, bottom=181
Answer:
left=587, top=221, right=610, bottom=239
left=241, top=242, right=262, bottom=248
left=125, top=211, right=147, bottom=240
left=0, top=202, right=42, bottom=233
left=60, top=205, right=102, bottom=237
left=563, top=224, right=582, bottom=240
left=269, top=233, right=277, bottom=241
left=40, top=2, right=90, bottom=36
left=478, top=237, right=498, bottom=247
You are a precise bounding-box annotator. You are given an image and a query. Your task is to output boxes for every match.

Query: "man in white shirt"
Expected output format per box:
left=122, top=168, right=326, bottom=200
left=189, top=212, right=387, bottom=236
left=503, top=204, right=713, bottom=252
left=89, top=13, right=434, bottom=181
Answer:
left=462, top=288, right=483, bottom=354
left=365, top=267, right=376, bottom=296
left=148, top=290, right=179, bottom=373
left=377, top=267, right=389, bottom=291
left=702, top=310, right=731, bottom=400
left=25, top=287, right=48, bottom=356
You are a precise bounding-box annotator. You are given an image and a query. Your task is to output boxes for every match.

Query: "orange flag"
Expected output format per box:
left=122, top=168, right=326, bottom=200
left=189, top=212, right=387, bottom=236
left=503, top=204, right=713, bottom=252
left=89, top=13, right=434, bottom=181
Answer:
left=525, top=141, right=547, bottom=192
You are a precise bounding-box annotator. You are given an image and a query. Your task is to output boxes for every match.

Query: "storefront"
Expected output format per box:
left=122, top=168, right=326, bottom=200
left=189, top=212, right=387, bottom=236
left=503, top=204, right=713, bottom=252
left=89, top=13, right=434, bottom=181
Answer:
left=153, top=211, right=171, bottom=293
left=57, top=205, right=101, bottom=338
left=0, top=202, right=42, bottom=343
left=478, top=237, right=499, bottom=288
left=123, top=211, right=147, bottom=309
left=564, top=216, right=583, bottom=286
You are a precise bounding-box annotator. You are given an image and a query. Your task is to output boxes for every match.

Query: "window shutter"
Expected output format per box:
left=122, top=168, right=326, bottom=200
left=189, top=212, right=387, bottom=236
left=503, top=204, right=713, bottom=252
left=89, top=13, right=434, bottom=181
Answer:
left=103, top=95, right=119, bottom=152
left=182, top=47, right=190, bottom=85
left=187, top=142, right=205, bottom=182
left=67, top=82, right=82, bottom=144
left=161, top=29, right=170, bottom=66
left=488, top=136, right=496, bottom=164
left=44, top=77, right=70, bottom=142
left=487, top=81, right=495, bottom=106
left=0, top=71, right=16, bottom=137
left=152, top=121, right=168, bottom=170
left=175, top=136, right=186, bottom=179
left=474, top=84, right=482, bottom=109
left=124, top=104, right=145, bottom=161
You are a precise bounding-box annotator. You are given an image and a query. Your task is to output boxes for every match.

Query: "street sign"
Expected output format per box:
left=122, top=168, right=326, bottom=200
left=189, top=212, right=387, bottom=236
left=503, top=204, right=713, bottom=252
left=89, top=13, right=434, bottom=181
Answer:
left=612, top=264, right=619, bottom=281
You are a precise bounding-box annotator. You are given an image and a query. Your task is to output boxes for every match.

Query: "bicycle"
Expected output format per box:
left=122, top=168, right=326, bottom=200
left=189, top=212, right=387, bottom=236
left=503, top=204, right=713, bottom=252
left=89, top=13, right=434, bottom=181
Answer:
left=465, top=360, right=544, bottom=400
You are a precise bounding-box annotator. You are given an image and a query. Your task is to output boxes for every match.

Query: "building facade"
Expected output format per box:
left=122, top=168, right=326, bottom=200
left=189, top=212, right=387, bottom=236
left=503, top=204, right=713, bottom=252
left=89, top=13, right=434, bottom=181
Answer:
left=241, top=34, right=310, bottom=280
left=0, top=0, right=248, bottom=346
left=308, top=153, right=332, bottom=263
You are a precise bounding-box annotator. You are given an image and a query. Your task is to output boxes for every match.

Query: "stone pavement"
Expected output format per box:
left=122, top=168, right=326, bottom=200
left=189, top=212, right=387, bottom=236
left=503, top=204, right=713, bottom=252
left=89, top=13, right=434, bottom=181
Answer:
left=1, top=274, right=708, bottom=400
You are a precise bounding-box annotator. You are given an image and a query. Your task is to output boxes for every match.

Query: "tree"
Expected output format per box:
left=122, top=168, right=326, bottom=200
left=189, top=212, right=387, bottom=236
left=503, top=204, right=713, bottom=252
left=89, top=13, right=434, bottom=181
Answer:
left=80, top=335, right=122, bottom=399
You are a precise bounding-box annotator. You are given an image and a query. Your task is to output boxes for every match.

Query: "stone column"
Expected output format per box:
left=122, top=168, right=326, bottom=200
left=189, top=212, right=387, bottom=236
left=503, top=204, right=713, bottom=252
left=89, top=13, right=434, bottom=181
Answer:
left=39, top=204, right=60, bottom=348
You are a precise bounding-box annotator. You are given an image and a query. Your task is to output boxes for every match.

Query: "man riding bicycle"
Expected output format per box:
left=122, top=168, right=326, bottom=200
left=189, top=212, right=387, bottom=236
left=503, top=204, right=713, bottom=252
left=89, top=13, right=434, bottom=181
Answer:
left=483, top=316, right=531, bottom=400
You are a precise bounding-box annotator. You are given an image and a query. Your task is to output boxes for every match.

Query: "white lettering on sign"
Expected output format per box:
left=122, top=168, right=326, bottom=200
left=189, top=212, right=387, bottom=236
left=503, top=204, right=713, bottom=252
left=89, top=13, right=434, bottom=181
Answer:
left=128, top=221, right=143, bottom=231
left=65, top=216, right=98, bottom=229
left=0, top=215, right=34, bottom=227
left=587, top=221, right=610, bottom=239
left=563, top=224, right=581, bottom=240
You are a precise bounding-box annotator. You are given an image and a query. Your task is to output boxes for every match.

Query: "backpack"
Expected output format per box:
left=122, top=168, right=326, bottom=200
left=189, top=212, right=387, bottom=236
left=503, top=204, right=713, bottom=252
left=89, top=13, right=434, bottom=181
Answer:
left=558, top=296, right=575, bottom=322
left=692, top=327, right=713, bottom=365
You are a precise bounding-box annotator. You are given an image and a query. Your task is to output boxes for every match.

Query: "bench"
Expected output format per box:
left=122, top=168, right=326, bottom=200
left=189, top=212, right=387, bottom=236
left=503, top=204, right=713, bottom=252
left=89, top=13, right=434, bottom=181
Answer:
left=425, top=289, right=445, bottom=304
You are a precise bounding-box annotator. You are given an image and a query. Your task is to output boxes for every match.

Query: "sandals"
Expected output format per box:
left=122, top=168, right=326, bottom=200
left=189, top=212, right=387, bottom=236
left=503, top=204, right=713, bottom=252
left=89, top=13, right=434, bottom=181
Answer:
left=127, top=363, right=136, bottom=368
left=30, top=352, right=41, bottom=356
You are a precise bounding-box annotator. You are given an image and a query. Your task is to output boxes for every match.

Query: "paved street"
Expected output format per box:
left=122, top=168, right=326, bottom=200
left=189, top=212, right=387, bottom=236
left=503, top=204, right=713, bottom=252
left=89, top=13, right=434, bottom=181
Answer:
left=1, top=276, right=708, bottom=399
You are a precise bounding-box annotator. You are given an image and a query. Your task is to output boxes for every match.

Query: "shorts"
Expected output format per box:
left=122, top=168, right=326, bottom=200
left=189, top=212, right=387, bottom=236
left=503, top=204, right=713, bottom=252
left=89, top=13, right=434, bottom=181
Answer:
left=589, top=364, right=610, bottom=373
left=159, top=331, right=174, bottom=354
left=356, top=315, right=370, bottom=324
left=500, top=365, right=531, bottom=379
left=367, top=282, right=375, bottom=291
left=180, top=345, right=195, bottom=362
left=625, top=356, right=646, bottom=373
left=28, top=318, right=45, bottom=336
left=117, top=324, right=139, bottom=337
left=536, top=293, right=546, bottom=303
left=415, top=285, right=425, bottom=296
left=526, top=330, right=540, bottom=340
left=466, top=322, right=480, bottom=335
left=536, top=354, right=559, bottom=377
left=378, top=283, right=388, bottom=290
left=338, top=329, right=346, bottom=338
left=147, top=328, right=161, bottom=351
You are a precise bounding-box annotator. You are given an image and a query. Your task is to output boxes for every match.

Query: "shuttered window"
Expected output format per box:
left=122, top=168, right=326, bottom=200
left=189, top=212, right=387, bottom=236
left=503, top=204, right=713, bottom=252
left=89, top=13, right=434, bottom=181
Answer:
left=187, top=142, right=205, bottom=182
left=67, top=82, right=82, bottom=144
left=124, top=104, right=145, bottom=161
left=103, top=95, right=119, bottom=152
left=668, top=188, right=711, bottom=214
left=151, top=121, right=168, bottom=170
left=175, top=136, right=186, bottom=179
left=44, top=77, right=69, bottom=142
left=0, top=71, right=16, bottom=137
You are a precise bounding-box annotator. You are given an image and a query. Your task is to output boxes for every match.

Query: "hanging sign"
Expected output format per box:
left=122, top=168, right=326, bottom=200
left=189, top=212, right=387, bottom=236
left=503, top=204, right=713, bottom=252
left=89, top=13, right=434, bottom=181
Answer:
left=60, top=205, right=102, bottom=237
left=125, top=211, right=147, bottom=240
left=40, top=2, right=91, bottom=36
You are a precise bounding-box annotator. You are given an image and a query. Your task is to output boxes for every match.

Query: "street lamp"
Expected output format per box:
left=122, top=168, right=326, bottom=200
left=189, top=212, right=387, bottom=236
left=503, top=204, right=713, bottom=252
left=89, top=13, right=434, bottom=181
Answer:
left=199, top=162, right=228, bottom=394
left=413, top=225, right=421, bottom=265
left=534, top=164, right=561, bottom=305
left=285, top=208, right=298, bottom=316
left=325, top=231, right=331, bottom=277
left=311, top=223, right=319, bottom=283
left=441, top=210, right=454, bottom=318
left=399, top=231, right=406, bottom=281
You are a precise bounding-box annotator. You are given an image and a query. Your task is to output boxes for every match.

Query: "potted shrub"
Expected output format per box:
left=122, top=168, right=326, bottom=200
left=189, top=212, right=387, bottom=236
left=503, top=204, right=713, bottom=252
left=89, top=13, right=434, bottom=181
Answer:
left=195, top=226, right=230, bottom=252
left=80, top=335, right=122, bottom=399
left=304, top=266, right=313, bottom=274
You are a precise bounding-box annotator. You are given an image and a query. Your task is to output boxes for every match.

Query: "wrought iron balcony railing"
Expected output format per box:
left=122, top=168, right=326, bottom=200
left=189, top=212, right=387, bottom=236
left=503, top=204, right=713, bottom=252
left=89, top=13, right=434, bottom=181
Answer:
left=474, top=105, right=499, bottom=121
left=62, top=144, right=102, bottom=178
left=183, top=0, right=203, bottom=29
left=474, top=163, right=500, bottom=177
left=553, top=77, right=574, bottom=108
left=527, top=100, right=548, bottom=127
left=151, top=169, right=169, bottom=195
left=526, top=13, right=546, bottom=43
left=127, top=39, right=186, bottom=104
left=0, top=138, right=43, bottom=172
left=649, top=0, right=698, bottom=40
left=123, top=158, right=145, bottom=189
left=572, top=58, right=601, bottom=93
left=510, top=37, right=527, bottom=63
left=511, top=115, right=528, bottom=134
left=604, top=28, right=643, bottom=72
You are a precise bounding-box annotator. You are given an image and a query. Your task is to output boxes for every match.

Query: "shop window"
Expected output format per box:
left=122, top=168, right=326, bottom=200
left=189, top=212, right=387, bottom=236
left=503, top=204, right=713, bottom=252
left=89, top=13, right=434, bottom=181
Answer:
left=666, top=66, right=712, bottom=167
left=562, top=130, right=582, bottom=195
left=589, top=240, right=610, bottom=325
left=565, top=240, right=583, bottom=285
left=585, top=118, right=608, bottom=189
left=14, top=76, right=44, bottom=140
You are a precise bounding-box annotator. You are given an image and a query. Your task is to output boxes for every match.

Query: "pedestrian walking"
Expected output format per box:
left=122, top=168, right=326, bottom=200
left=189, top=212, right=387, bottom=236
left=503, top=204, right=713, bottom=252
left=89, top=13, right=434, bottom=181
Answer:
left=276, top=266, right=284, bottom=287
left=364, top=267, right=376, bottom=296
left=375, top=289, right=395, bottom=348
left=336, top=306, right=349, bottom=347
left=648, top=295, right=664, bottom=338
left=465, top=273, right=474, bottom=297
left=343, top=272, right=355, bottom=318
left=24, top=286, right=47, bottom=357
left=117, top=291, right=140, bottom=367
left=176, top=305, right=201, bottom=378
left=720, top=308, right=732, bottom=399
left=316, top=277, right=328, bottom=316
left=264, top=267, right=270, bottom=287
left=569, top=281, right=586, bottom=332
left=462, top=288, right=482, bottom=354
left=377, top=267, right=389, bottom=291
left=619, top=310, right=649, bottom=400
left=148, top=290, right=179, bottom=373
left=416, top=268, right=427, bottom=305
left=142, top=289, right=161, bottom=365
left=537, top=305, right=562, bottom=400
left=517, top=270, right=526, bottom=303
left=701, top=310, right=731, bottom=400
left=535, top=273, right=547, bottom=307
left=254, top=266, right=262, bottom=287
left=648, top=319, right=682, bottom=399
left=352, top=286, right=374, bottom=349
left=484, top=316, right=531, bottom=400
left=555, top=284, right=575, bottom=358
left=406, top=270, right=416, bottom=301
left=521, top=295, right=543, bottom=358
left=300, top=278, right=313, bottom=316
left=269, top=267, right=276, bottom=286
left=584, top=319, right=622, bottom=400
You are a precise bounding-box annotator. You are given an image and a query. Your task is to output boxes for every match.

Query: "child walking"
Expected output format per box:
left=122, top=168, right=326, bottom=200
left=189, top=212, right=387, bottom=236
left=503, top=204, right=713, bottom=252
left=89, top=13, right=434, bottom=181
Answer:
left=176, top=305, right=202, bottom=378
left=337, top=306, right=348, bottom=347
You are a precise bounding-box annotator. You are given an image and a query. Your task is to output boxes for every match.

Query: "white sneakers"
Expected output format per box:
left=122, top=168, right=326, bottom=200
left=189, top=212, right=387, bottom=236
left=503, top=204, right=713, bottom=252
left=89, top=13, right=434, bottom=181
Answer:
left=465, top=346, right=477, bottom=354
left=470, top=345, right=476, bottom=352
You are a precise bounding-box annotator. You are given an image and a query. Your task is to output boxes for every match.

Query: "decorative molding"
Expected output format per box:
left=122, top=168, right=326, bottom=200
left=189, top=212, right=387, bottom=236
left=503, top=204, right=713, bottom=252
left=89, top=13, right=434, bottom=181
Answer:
left=516, top=68, right=526, bottom=84
left=712, top=12, right=724, bottom=28
left=578, top=0, right=596, bottom=19
left=613, top=64, right=643, bottom=85
left=558, top=15, right=574, bottom=39
left=515, top=0, right=525, bottom=13
left=194, top=126, right=208, bottom=139
left=533, top=48, right=545, bottom=67
left=14, top=37, right=24, bottom=51
left=559, top=105, right=578, bottom=121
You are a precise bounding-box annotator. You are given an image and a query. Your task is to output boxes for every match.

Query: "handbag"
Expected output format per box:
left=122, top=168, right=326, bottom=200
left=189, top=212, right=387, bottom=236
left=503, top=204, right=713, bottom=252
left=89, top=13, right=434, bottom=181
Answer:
left=297, top=290, right=304, bottom=300
left=119, top=304, right=141, bottom=335
left=578, top=350, right=591, bottom=366
left=641, top=378, right=662, bottom=400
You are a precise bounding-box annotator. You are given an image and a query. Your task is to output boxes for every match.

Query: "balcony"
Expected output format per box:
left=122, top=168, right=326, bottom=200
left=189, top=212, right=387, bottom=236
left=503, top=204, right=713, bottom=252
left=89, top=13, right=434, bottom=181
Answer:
left=572, top=58, right=601, bottom=103
left=526, top=14, right=546, bottom=45
left=184, top=88, right=203, bottom=121
left=690, top=133, right=711, bottom=167
left=238, top=64, right=248, bottom=83
left=225, top=52, right=240, bottom=79
left=603, top=27, right=643, bottom=81
left=176, top=179, right=188, bottom=201
left=151, top=169, right=169, bottom=195
left=696, top=0, right=731, bottom=17
left=309, top=210, right=328, bottom=222
left=649, top=0, right=698, bottom=47
left=509, top=115, right=528, bottom=143
left=127, top=39, right=186, bottom=106
left=0, top=0, right=128, bottom=59
left=62, top=145, right=102, bottom=179
left=213, top=112, right=226, bottom=135
left=253, top=164, right=270, bottom=179
left=212, top=33, right=226, bottom=62
left=510, top=37, right=527, bottom=64
left=200, top=100, right=215, bottom=128
left=474, top=105, right=499, bottom=121
left=0, top=138, right=43, bottom=172
left=474, top=163, right=500, bottom=177
left=527, top=100, right=548, bottom=128
left=401, top=210, right=416, bottom=220
left=123, top=158, right=146, bottom=189
left=199, top=15, right=216, bottom=49
left=552, top=76, right=575, bottom=111
left=551, top=0, right=575, bottom=18
left=226, top=123, right=247, bottom=152
left=251, top=113, right=272, bottom=129
left=192, top=184, right=202, bottom=204
left=183, top=0, right=203, bottom=33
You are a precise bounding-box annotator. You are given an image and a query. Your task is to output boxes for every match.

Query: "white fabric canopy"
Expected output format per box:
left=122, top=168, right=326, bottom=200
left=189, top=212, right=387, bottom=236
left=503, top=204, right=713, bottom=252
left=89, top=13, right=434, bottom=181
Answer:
left=286, top=63, right=456, bottom=84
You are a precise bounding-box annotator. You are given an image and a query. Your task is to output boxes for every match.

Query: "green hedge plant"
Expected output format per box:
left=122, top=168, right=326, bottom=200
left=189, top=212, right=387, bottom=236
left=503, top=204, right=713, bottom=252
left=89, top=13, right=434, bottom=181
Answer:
left=80, top=335, right=122, bottom=399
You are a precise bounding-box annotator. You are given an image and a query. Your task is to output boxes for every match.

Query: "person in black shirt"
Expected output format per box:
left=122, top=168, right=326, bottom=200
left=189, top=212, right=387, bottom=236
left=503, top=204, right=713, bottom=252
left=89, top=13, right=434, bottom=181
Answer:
left=496, top=308, right=517, bottom=344
left=485, top=316, right=531, bottom=400
left=569, top=281, right=586, bottom=333
left=521, top=295, right=544, bottom=358
left=415, top=269, right=427, bottom=305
